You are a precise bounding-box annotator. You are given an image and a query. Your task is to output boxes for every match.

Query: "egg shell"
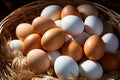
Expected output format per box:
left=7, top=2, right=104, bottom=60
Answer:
left=26, top=49, right=50, bottom=74
left=55, top=20, right=61, bottom=27
left=84, top=35, right=105, bottom=61
left=61, top=5, right=82, bottom=19
left=32, top=16, right=57, bottom=35
left=54, top=56, right=79, bottom=80
left=16, top=23, right=34, bottom=41
left=48, top=51, right=61, bottom=64
left=41, top=28, right=66, bottom=51
left=22, top=33, right=41, bottom=55
left=99, top=52, right=120, bottom=71
left=40, top=5, right=62, bottom=21
left=84, top=15, right=103, bottom=35
left=101, top=33, right=119, bottom=53
left=77, top=4, right=99, bottom=20
left=79, top=60, right=103, bottom=80
left=9, top=39, right=23, bottom=52
left=61, top=15, right=84, bottom=36
left=73, top=32, right=90, bottom=47
left=61, top=40, right=83, bottom=62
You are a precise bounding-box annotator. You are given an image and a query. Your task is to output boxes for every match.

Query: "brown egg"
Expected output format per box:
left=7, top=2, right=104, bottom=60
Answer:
left=32, top=16, right=57, bottom=35
left=61, top=40, right=83, bottom=62
left=41, top=28, right=66, bottom=51
left=22, top=33, right=41, bottom=55
left=26, top=49, right=50, bottom=74
left=16, top=23, right=34, bottom=41
left=99, top=52, right=120, bottom=71
left=61, top=5, right=82, bottom=19
left=77, top=4, right=99, bottom=20
left=84, top=35, right=105, bottom=61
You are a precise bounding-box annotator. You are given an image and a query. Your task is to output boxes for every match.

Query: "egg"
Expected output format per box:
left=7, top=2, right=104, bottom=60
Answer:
left=40, top=5, right=62, bottom=21
left=73, top=32, right=90, bottom=47
left=84, top=35, right=105, bottom=61
left=61, top=5, right=82, bottom=19
left=61, top=15, right=84, bottom=36
left=48, top=51, right=61, bottom=64
left=55, top=20, right=61, bottom=27
left=77, top=4, right=99, bottom=20
left=84, top=15, right=103, bottom=35
left=101, top=33, right=119, bottom=53
left=79, top=60, right=103, bottom=80
left=61, top=40, right=83, bottom=62
left=99, top=52, right=120, bottom=71
left=41, top=28, right=66, bottom=51
left=16, top=23, right=34, bottom=41
left=32, top=16, right=57, bottom=35
left=26, top=49, right=50, bottom=74
left=9, top=39, right=23, bottom=52
left=22, top=33, right=41, bottom=55
left=54, top=56, right=79, bottom=80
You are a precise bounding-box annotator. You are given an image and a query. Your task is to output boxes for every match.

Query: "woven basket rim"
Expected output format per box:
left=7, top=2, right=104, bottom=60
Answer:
left=0, top=0, right=120, bottom=33
left=0, top=0, right=120, bottom=25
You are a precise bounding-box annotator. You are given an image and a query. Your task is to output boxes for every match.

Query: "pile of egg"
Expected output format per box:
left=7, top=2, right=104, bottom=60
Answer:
left=9, top=4, right=120, bottom=80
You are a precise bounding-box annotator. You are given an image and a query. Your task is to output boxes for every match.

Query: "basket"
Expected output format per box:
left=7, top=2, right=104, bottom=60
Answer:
left=0, top=0, right=120, bottom=80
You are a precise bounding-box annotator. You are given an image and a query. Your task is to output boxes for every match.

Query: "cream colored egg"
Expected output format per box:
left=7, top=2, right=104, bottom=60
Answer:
left=32, top=16, right=57, bottom=35
left=26, top=49, right=50, bottom=74
left=77, top=4, right=99, bottom=20
left=40, top=5, right=62, bottom=21
left=16, top=23, right=34, bottom=41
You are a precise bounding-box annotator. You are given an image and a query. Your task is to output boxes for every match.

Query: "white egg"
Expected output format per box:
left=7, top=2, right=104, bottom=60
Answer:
left=79, top=60, right=103, bottom=80
left=48, top=51, right=61, bottom=64
left=102, top=33, right=119, bottom=53
left=40, top=5, right=62, bottom=21
left=84, top=15, right=103, bottom=35
left=61, top=15, right=84, bottom=36
left=55, top=20, right=61, bottom=27
left=54, top=56, right=79, bottom=80
left=9, top=39, right=23, bottom=52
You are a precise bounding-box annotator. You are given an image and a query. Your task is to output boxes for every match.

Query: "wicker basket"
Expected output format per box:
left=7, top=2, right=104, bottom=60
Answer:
left=0, top=0, right=120, bottom=80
